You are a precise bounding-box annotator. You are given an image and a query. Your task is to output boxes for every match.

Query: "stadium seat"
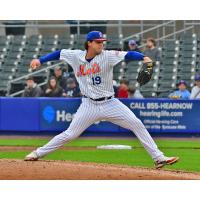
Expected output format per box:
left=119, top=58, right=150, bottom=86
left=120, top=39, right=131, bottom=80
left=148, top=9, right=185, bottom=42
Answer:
left=140, top=90, right=157, bottom=98
left=0, top=31, right=199, bottom=97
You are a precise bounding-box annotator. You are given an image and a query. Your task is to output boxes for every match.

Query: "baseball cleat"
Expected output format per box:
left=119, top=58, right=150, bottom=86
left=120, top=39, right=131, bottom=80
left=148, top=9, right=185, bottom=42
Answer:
left=24, top=151, right=39, bottom=161
left=155, top=156, right=179, bottom=169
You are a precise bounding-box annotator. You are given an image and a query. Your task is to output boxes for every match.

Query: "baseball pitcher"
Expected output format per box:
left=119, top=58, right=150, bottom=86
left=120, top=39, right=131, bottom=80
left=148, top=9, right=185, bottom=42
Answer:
left=25, top=31, right=179, bottom=169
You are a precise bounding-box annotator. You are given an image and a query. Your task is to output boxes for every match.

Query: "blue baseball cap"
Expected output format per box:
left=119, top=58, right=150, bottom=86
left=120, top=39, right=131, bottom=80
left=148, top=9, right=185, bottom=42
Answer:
left=195, top=75, right=200, bottom=81
left=128, top=39, right=137, bottom=46
left=86, top=31, right=107, bottom=41
left=178, top=80, right=187, bottom=86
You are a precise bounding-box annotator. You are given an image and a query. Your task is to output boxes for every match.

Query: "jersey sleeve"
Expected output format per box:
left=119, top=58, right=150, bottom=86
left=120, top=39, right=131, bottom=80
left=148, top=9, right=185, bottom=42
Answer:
left=107, top=50, right=127, bottom=66
left=60, top=49, right=77, bottom=66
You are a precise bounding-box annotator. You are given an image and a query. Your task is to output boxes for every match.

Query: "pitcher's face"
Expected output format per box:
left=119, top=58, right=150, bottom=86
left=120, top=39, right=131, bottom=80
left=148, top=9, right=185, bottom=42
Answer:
left=88, top=40, right=104, bottom=55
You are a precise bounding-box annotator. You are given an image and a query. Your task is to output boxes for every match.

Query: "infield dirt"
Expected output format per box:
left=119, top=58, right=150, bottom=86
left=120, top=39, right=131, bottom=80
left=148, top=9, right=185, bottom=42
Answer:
left=0, top=159, right=200, bottom=180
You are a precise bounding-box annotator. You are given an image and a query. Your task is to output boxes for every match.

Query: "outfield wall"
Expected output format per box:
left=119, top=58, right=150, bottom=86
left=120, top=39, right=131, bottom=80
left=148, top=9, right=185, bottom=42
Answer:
left=0, top=97, right=200, bottom=136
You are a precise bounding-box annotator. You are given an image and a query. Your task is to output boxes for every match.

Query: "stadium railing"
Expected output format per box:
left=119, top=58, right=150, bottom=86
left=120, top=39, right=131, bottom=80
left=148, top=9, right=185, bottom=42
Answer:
left=7, top=61, right=65, bottom=97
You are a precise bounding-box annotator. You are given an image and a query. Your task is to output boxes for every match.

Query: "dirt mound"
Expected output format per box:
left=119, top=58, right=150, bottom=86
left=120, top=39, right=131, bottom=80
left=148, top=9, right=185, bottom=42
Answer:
left=0, top=159, right=200, bottom=180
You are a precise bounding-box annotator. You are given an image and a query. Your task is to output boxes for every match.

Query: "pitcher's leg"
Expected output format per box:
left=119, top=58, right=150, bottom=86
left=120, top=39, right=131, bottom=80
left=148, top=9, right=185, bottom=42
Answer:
left=104, top=99, right=164, bottom=161
left=34, top=100, right=100, bottom=158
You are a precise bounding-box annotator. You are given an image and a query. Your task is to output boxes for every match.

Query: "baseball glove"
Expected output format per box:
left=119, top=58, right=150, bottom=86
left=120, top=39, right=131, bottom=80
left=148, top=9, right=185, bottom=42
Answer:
left=137, top=62, right=154, bottom=86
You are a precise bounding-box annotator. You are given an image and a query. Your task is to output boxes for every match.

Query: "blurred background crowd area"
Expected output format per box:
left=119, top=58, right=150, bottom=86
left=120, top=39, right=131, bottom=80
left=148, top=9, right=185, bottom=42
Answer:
left=0, top=20, right=200, bottom=99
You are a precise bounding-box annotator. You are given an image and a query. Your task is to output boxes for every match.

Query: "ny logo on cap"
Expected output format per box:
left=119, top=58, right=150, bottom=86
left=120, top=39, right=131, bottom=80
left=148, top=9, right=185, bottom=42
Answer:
left=99, top=32, right=103, bottom=37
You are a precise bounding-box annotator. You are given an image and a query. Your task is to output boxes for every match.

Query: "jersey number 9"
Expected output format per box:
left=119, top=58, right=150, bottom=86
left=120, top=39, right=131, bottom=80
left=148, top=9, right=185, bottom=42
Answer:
left=92, top=76, right=101, bottom=85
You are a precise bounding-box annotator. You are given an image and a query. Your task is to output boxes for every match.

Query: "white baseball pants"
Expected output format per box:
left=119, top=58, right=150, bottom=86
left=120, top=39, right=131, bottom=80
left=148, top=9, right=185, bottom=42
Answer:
left=36, top=98, right=164, bottom=161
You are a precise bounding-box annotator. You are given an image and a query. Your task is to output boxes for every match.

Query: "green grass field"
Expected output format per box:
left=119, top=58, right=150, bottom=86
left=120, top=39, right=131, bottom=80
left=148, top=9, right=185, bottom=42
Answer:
left=0, top=137, right=199, bottom=172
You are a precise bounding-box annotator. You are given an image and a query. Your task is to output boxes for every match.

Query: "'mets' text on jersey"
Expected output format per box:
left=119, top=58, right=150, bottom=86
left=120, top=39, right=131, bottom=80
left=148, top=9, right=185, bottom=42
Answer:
left=60, top=50, right=127, bottom=99
left=76, top=62, right=101, bottom=77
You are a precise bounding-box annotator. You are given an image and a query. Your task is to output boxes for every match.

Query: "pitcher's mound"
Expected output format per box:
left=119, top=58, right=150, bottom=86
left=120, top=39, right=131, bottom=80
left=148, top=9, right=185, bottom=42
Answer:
left=0, top=159, right=199, bottom=180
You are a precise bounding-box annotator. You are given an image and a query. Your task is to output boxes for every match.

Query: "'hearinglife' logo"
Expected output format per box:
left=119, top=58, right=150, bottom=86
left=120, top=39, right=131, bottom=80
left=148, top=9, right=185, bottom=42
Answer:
left=42, top=106, right=75, bottom=123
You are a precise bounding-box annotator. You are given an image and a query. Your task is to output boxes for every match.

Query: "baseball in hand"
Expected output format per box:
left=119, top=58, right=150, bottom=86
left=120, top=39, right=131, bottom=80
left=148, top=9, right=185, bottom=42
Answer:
left=30, top=59, right=41, bottom=70
left=143, top=56, right=152, bottom=63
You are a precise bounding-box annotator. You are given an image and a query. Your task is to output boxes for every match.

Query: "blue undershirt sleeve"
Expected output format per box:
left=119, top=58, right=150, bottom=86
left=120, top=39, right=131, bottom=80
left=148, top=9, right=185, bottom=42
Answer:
left=124, top=51, right=145, bottom=61
left=39, top=50, right=61, bottom=64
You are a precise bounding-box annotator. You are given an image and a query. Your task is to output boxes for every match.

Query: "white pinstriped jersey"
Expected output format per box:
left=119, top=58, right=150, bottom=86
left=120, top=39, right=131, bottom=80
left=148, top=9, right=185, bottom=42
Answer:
left=60, top=49, right=127, bottom=99
left=35, top=50, right=165, bottom=162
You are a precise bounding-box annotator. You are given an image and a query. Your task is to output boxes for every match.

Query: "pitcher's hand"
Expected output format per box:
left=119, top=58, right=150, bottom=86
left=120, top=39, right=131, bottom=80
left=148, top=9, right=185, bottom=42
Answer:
left=30, top=59, right=41, bottom=70
left=143, top=56, right=152, bottom=63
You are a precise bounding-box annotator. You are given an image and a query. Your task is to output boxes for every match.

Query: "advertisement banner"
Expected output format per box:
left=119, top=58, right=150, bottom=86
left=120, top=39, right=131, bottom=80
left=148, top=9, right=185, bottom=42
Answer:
left=1, top=97, right=200, bottom=134
left=0, top=98, right=40, bottom=131
left=121, top=99, right=200, bottom=133
left=39, top=98, right=119, bottom=132
left=40, top=98, right=80, bottom=131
